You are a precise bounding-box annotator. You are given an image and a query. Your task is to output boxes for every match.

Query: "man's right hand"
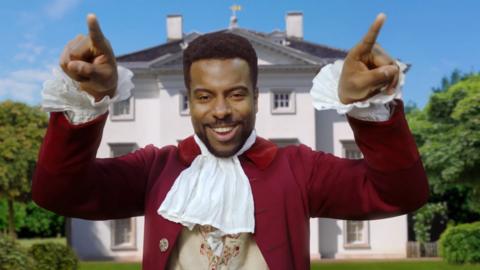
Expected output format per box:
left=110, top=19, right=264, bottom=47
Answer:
left=338, top=14, right=399, bottom=104
left=60, top=14, right=117, bottom=101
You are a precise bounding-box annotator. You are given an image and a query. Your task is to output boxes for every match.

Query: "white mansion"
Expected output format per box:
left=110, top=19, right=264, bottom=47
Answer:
left=68, top=12, right=409, bottom=261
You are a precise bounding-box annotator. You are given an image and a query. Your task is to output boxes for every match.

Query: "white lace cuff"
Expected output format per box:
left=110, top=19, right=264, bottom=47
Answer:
left=42, top=66, right=134, bottom=124
left=310, top=59, right=406, bottom=121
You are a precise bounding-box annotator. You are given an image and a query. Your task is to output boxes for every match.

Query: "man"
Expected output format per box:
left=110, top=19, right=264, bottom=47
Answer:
left=33, top=13, right=428, bottom=269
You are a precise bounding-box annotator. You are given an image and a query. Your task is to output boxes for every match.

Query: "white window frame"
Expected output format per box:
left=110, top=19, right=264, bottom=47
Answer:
left=179, top=91, right=190, bottom=116
left=110, top=218, right=137, bottom=251
left=341, top=140, right=369, bottom=249
left=341, top=140, right=363, bottom=160
left=343, top=220, right=370, bottom=249
left=109, top=143, right=138, bottom=251
left=270, top=89, right=296, bottom=114
left=109, top=143, right=138, bottom=158
left=111, top=96, right=135, bottom=121
left=269, top=138, right=300, bottom=147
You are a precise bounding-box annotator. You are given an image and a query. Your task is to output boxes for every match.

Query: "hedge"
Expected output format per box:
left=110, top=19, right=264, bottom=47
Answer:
left=0, top=236, right=34, bottom=270
left=0, top=200, right=65, bottom=238
left=0, top=236, right=78, bottom=270
left=29, top=242, right=78, bottom=270
left=439, top=221, right=480, bottom=264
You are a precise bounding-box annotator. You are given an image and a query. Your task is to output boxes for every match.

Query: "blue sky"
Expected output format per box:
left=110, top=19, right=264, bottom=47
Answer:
left=1, top=0, right=479, bottom=107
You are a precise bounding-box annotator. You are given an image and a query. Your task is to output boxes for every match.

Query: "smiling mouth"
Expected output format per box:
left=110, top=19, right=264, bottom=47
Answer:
left=208, top=125, right=239, bottom=142
left=212, top=126, right=235, bottom=133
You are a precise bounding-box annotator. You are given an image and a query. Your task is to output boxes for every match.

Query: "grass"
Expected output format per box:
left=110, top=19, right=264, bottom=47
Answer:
left=15, top=238, right=480, bottom=270
left=75, top=260, right=480, bottom=270
left=79, top=262, right=141, bottom=270
left=310, top=260, right=480, bottom=270
left=17, top=237, right=66, bottom=248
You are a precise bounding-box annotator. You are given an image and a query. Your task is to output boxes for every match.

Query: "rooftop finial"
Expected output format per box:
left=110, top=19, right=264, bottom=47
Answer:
left=229, top=4, right=242, bottom=29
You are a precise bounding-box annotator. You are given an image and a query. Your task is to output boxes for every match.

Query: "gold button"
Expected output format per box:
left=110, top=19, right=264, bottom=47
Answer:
left=159, top=238, right=169, bottom=252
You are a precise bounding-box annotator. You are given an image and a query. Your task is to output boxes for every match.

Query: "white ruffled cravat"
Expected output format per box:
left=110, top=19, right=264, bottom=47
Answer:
left=157, top=131, right=256, bottom=256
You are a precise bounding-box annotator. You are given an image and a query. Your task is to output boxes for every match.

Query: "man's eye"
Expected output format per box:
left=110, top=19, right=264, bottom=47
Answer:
left=197, top=95, right=210, bottom=101
left=231, top=92, right=246, bottom=99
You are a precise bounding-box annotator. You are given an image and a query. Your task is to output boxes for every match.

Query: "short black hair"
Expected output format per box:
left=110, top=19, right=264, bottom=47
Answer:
left=183, top=32, right=258, bottom=90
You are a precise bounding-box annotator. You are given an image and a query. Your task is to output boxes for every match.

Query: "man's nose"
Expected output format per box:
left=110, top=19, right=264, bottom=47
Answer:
left=212, top=98, right=232, bottom=119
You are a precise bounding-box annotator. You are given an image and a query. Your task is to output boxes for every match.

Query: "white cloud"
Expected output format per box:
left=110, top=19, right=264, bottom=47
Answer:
left=2, top=0, right=81, bottom=104
left=10, top=69, right=52, bottom=82
left=0, top=67, right=54, bottom=105
left=0, top=79, right=38, bottom=104
left=14, top=42, right=46, bottom=64
left=45, top=0, right=82, bottom=20
left=20, top=42, right=45, bottom=55
left=14, top=53, right=37, bottom=63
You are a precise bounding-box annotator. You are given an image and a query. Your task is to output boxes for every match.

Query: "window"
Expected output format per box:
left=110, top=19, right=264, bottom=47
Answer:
left=270, top=138, right=300, bottom=148
left=109, top=143, right=138, bottom=250
left=111, top=218, right=136, bottom=250
left=109, top=143, right=138, bottom=158
left=344, top=220, right=370, bottom=248
left=179, top=92, right=189, bottom=115
left=341, top=141, right=363, bottom=160
left=346, top=221, right=364, bottom=243
left=271, top=90, right=295, bottom=114
left=341, top=141, right=369, bottom=248
left=111, top=96, right=134, bottom=120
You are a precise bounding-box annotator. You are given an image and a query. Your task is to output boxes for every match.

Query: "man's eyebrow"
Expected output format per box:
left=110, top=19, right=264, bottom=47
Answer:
left=225, top=86, right=249, bottom=92
left=192, top=88, right=212, bottom=94
left=192, top=86, right=250, bottom=93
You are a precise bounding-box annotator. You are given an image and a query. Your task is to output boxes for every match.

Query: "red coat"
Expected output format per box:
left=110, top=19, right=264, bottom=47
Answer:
left=32, top=100, right=428, bottom=270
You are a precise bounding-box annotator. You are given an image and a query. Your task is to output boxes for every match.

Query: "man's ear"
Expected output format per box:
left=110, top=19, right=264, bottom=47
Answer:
left=254, top=87, right=259, bottom=113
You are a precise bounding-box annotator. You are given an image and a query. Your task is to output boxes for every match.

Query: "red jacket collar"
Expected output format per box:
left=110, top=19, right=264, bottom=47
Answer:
left=178, top=136, right=278, bottom=170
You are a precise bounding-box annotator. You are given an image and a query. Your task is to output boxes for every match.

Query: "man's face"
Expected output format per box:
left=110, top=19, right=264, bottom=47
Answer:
left=189, top=58, right=258, bottom=157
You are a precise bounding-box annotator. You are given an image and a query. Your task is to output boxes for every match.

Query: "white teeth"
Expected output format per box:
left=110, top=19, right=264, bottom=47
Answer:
left=213, top=126, right=234, bottom=133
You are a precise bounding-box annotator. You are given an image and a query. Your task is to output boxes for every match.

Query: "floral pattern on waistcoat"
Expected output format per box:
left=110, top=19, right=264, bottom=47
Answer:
left=199, top=225, right=246, bottom=269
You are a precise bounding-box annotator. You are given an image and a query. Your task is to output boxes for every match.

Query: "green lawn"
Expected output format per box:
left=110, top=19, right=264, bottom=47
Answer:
left=77, top=260, right=480, bottom=270
left=17, top=238, right=480, bottom=269
left=311, top=260, right=480, bottom=270
left=79, top=262, right=141, bottom=270
left=17, top=237, right=66, bottom=248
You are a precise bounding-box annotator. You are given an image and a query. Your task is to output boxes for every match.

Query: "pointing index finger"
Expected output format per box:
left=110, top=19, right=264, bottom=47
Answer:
left=87, top=14, right=107, bottom=50
left=359, top=13, right=386, bottom=54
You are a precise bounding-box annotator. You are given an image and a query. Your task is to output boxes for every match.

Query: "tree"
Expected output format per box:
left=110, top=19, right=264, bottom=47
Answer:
left=0, top=101, right=48, bottom=238
left=413, top=202, right=447, bottom=244
left=21, top=201, right=65, bottom=238
left=0, top=199, right=65, bottom=238
left=0, top=199, right=26, bottom=235
left=431, top=68, right=472, bottom=93
left=407, top=72, right=480, bottom=221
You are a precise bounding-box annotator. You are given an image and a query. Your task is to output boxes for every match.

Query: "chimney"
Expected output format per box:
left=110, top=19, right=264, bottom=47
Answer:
left=166, top=14, right=183, bottom=41
left=285, top=12, right=303, bottom=40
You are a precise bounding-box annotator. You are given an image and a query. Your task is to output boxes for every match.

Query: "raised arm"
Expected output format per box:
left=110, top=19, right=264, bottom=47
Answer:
left=32, top=112, right=160, bottom=220
left=32, top=14, right=157, bottom=220
left=301, top=14, right=428, bottom=219
left=300, top=101, right=429, bottom=220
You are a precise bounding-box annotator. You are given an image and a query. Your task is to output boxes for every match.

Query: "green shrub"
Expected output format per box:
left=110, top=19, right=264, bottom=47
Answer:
left=0, top=235, right=34, bottom=270
left=29, top=243, right=78, bottom=270
left=439, top=221, right=480, bottom=264
left=0, top=200, right=26, bottom=233
left=414, top=202, right=448, bottom=244
left=21, top=202, right=65, bottom=238
left=0, top=200, right=65, bottom=238
left=0, top=198, right=65, bottom=238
